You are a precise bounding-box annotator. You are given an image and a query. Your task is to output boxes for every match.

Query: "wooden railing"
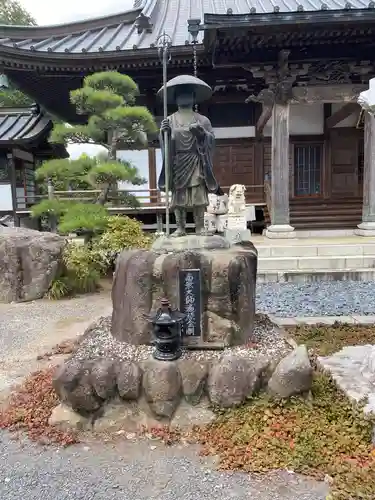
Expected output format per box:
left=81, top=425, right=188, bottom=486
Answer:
left=16, top=184, right=265, bottom=213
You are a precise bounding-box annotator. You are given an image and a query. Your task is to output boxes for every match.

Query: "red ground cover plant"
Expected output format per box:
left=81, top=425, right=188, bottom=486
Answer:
left=0, top=367, right=79, bottom=447
left=194, top=374, right=375, bottom=500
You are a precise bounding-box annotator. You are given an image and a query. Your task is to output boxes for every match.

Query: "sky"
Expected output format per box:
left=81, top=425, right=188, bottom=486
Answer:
left=20, top=0, right=134, bottom=26
left=17, top=0, right=162, bottom=196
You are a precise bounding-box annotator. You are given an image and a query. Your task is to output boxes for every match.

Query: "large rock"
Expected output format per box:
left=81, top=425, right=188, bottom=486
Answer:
left=318, top=345, right=375, bottom=414
left=143, top=360, right=182, bottom=418
left=0, top=226, right=65, bottom=302
left=53, top=359, right=102, bottom=415
left=116, top=361, right=142, bottom=400
left=111, top=235, right=257, bottom=346
left=178, top=360, right=208, bottom=405
left=268, top=345, right=313, bottom=398
left=90, top=359, right=117, bottom=400
left=111, top=249, right=157, bottom=345
left=208, top=354, right=263, bottom=407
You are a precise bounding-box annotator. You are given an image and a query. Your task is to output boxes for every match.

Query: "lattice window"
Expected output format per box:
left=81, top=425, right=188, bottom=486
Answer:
left=294, top=144, right=323, bottom=196
left=358, top=137, right=364, bottom=184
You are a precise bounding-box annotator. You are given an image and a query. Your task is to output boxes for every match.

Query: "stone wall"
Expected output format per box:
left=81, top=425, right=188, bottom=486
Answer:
left=51, top=346, right=313, bottom=431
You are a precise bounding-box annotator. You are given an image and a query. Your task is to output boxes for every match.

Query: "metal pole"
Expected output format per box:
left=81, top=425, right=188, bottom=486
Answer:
left=162, top=45, right=170, bottom=236
left=157, top=32, right=172, bottom=237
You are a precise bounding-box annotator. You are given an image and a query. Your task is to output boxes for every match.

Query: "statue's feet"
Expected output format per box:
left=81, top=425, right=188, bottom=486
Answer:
left=171, top=228, right=186, bottom=238
left=195, top=228, right=207, bottom=236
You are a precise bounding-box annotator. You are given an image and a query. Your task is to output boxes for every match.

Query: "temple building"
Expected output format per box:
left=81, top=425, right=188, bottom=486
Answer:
left=0, top=104, right=67, bottom=226
left=0, top=0, right=374, bottom=235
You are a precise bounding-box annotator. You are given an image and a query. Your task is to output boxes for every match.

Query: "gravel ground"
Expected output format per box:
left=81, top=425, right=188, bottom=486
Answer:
left=74, top=314, right=291, bottom=364
left=0, top=431, right=328, bottom=500
left=256, top=281, right=375, bottom=317
left=0, top=292, right=328, bottom=499
left=0, top=292, right=112, bottom=395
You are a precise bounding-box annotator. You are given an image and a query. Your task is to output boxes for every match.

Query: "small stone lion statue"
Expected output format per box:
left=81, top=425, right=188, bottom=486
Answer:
left=228, top=184, right=246, bottom=214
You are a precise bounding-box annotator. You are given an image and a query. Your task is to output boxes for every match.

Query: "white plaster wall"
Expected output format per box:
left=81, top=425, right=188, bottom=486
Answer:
left=213, top=126, right=255, bottom=139
left=331, top=103, right=361, bottom=128
left=264, top=103, right=324, bottom=136
left=0, top=184, right=12, bottom=211
left=117, top=149, right=150, bottom=203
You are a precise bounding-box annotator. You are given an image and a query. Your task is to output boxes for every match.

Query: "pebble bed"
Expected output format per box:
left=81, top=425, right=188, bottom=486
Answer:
left=256, top=281, right=375, bottom=318
left=73, top=314, right=291, bottom=364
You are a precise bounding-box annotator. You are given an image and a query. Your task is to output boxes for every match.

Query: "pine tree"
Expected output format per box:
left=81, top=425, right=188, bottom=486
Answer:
left=32, top=71, right=157, bottom=240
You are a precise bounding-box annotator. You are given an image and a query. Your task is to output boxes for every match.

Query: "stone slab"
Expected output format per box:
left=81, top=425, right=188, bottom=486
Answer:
left=224, top=228, right=251, bottom=245
left=268, top=316, right=298, bottom=327
left=257, top=269, right=375, bottom=284
left=318, top=346, right=375, bottom=414
left=354, top=229, right=375, bottom=237
left=269, top=246, right=317, bottom=258
left=271, top=315, right=374, bottom=326
left=295, top=316, right=355, bottom=325
left=352, top=315, right=375, bottom=325
left=258, top=255, right=375, bottom=272
left=264, top=230, right=296, bottom=239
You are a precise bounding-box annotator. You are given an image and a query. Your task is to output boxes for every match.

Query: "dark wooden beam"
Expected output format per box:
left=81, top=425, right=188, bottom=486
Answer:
left=148, top=147, right=157, bottom=204
left=256, top=105, right=273, bottom=139
left=325, top=102, right=359, bottom=129
left=323, top=103, right=332, bottom=137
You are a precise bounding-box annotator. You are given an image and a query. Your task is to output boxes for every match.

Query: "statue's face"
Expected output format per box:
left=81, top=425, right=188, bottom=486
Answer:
left=175, top=90, right=194, bottom=108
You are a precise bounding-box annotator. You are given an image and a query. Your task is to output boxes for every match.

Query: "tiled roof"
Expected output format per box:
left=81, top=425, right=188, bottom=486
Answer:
left=0, top=0, right=371, bottom=55
left=0, top=105, right=52, bottom=143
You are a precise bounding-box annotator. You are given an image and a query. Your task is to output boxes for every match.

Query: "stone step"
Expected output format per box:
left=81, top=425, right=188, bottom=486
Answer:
left=256, top=243, right=375, bottom=258
left=258, top=255, right=375, bottom=271
left=257, top=268, right=375, bottom=283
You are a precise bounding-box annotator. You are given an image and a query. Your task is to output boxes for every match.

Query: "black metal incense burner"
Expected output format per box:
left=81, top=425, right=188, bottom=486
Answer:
left=149, top=298, right=186, bottom=361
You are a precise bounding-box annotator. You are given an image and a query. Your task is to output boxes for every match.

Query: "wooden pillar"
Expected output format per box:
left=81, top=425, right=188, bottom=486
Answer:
left=265, top=102, right=295, bottom=238
left=355, top=111, right=375, bottom=236
left=148, top=146, right=157, bottom=204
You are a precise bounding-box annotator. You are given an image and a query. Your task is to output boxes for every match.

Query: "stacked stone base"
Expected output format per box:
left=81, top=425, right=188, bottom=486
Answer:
left=51, top=346, right=313, bottom=432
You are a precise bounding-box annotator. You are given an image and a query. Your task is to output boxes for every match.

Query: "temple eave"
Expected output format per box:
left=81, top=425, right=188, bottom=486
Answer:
left=0, top=45, right=202, bottom=70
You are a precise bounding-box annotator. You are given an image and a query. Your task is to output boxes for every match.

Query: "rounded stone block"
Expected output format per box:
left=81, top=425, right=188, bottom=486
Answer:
left=50, top=345, right=312, bottom=432
left=111, top=236, right=257, bottom=346
left=116, top=361, right=142, bottom=400
left=151, top=234, right=231, bottom=253
left=143, top=360, right=182, bottom=418
left=208, top=354, right=260, bottom=407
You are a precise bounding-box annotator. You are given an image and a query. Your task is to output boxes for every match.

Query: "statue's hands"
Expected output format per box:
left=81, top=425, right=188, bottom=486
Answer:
left=160, top=118, right=171, bottom=132
left=189, top=123, right=205, bottom=138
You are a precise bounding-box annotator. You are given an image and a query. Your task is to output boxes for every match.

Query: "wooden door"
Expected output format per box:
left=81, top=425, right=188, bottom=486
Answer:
left=330, top=129, right=360, bottom=198
left=213, top=139, right=263, bottom=202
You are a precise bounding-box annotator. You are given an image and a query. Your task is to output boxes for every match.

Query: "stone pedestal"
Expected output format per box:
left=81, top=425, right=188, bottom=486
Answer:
left=265, top=224, right=296, bottom=239
left=51, top=344, right=311, bottom=430
left=204, top=213, right=228, bottom=233
left=224, top=213, right=251, bottom=244
left=111, top=235, right=257, bottom=348
left=355, top=112, right=375, bottom=237
left=216, top=214, right=228, bottom=233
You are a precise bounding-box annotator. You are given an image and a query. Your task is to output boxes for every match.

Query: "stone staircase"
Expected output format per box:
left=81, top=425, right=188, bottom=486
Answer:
left=254, top=237, right=375, bottom=283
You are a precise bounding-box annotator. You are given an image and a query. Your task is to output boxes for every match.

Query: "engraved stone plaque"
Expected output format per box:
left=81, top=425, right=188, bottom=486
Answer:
left=178, top=269, right=202, bottom=338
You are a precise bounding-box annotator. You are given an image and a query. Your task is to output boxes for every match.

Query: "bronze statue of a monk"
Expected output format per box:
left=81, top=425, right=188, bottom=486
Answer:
left=157, top=75, right=221, bottom=237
